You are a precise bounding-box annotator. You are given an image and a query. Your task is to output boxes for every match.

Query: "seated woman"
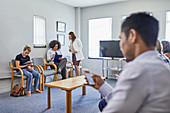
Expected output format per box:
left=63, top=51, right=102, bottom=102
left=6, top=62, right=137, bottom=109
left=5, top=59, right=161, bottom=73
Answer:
left=161, top=40, right=170, bottom=59
left=15, top=45, right=42, bottom=96
left=157, top=40, right=170, bottom=66
left=47, top=40, right=67, bottom=79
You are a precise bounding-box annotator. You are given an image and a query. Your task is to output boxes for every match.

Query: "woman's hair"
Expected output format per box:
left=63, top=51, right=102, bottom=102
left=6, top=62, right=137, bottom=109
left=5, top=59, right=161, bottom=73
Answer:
left=69, top=31, right=76, bottom=41
left=49, top=40, right=61, bottom=50
left=157, top=40, right=163, bottom=53
left=23, top=45, right=31, bottom=52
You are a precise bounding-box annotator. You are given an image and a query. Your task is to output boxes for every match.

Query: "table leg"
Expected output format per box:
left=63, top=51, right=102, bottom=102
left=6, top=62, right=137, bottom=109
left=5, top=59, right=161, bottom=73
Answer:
left=82, top=85, right=86, bottom=95
left=47, top=87, right=51, bottom=109
left=66, top=90, right=72, bottom=113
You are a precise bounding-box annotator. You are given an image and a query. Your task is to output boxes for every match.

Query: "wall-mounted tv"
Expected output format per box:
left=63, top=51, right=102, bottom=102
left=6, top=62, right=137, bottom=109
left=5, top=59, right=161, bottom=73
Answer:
left=100, top=40, right=124, bottom=58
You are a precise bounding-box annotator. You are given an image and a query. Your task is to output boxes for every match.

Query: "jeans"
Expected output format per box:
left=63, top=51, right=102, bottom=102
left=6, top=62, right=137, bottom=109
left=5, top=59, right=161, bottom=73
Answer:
left=18, top=68, right=40, bottom=91
left=98, top=98, right=107, bottom=112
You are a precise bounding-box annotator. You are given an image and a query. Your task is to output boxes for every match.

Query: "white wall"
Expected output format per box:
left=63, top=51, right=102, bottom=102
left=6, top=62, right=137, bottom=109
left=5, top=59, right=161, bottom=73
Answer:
left=81, top=0, right=170, bottom=75
left=0, top=0, right=75, bottom=93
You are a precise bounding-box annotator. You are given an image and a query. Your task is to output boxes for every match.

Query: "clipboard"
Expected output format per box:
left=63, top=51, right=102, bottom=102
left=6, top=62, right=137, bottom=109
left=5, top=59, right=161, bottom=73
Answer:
left=54, top=55, right=62, bottom=62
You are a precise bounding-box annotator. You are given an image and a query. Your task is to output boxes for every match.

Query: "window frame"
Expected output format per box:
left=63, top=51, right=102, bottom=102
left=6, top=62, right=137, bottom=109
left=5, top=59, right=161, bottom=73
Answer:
left=88, top=17, right=113, bottom=59
left=33, top=15, right=47, bottom=48
left=165, top=11, right=170, bottom=41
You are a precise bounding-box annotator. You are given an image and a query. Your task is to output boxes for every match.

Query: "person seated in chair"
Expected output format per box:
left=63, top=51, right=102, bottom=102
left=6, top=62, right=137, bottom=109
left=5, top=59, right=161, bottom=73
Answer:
left=47, top=40, right=67, bottom=79
left=157, top=40, right=170, bottom=67
left=15, top=45, right=42, bottom=96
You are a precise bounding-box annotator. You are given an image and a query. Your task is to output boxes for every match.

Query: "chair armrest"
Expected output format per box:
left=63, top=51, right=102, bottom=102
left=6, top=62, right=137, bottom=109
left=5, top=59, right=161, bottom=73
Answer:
left=45, top=63, right=58, bottom=72
left=11, top=67, right=24, bottom=77
left=67, top=61, right=74, bottom=68
left=37, top=65, right=43, bottom=72
left=32, top=65, right=41, bottom=73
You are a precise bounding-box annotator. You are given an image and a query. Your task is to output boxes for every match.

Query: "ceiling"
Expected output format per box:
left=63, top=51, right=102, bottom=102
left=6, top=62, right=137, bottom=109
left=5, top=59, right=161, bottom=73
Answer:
left=55, top=0, right=128, bottom=8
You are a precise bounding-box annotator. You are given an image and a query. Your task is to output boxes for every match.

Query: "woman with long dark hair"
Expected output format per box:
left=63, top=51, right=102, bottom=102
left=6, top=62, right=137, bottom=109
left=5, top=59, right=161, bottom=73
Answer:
left=69, top=32, right=84, bottom=76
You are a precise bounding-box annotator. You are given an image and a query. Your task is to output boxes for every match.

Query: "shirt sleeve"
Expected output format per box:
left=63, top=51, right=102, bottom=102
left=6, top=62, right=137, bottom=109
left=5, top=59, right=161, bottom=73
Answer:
left=102, top=64, right=149, bottom=113
left=15, top=55, right=20, bottom=61
left=47, top=49, right=53, bottom=61
left=99, top=82, right=113, bottom=97
left=28, top=56, right=30, bottom=61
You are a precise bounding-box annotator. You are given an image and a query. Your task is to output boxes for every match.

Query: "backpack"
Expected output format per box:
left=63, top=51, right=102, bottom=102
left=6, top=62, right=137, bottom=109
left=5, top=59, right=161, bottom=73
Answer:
left=10, top=84, right=24, bottom=97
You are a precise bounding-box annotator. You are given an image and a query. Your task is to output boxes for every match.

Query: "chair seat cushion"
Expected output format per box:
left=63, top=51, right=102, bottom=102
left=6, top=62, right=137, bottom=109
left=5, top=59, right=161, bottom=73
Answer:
left=13, top=74, right=27, bottom=79
left=67, top=65, right=73, bottom=69
left=67, top=65, right=82, bottom=69
left=43, top=69, right=57, bottom=76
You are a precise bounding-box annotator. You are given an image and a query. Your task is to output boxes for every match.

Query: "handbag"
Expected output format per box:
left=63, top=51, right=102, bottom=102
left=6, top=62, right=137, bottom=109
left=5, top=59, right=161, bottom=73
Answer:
left=10, top=84, right=24, bottom=97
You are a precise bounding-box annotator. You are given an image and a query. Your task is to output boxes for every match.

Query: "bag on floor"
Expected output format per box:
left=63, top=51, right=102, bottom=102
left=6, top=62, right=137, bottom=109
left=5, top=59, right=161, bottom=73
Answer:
left=10, top=84, right=24, bottom=97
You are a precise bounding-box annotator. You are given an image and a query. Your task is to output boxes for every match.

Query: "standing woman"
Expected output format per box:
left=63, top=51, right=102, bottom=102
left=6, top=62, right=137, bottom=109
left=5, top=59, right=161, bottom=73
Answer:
left=47, top=40, right=67, bottom=79
left=69, top=32, right=84, bottom=76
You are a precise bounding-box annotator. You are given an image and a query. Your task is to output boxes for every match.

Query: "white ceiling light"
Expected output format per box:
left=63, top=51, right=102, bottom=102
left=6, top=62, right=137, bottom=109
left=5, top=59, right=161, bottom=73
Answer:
left=55, top=0, right=127, bottom=8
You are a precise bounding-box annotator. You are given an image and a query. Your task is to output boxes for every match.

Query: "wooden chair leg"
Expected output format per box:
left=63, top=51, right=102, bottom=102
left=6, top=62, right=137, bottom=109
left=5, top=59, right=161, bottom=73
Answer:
left=31, top=79, right=33, bottom=88
left=26, top=80, right=28, bottom=89
left=44, top=77, right=46, bottom=83
left=42, top=75, right=45, bottom=91
left=39, top=76, right=41, bottom=90
left=55, top=74, right=58, bottom=81
left=21, top=77, right=24, bottom=95
left=69, top=69, right=71, bottom=77
left=72, top=69, right=74, bottom=77
left=11, top=76, right=14, bottom=93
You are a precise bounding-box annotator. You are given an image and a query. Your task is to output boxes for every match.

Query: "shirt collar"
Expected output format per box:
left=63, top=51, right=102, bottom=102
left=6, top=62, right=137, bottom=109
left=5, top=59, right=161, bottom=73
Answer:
left=133, top=50, right=158, bottom=62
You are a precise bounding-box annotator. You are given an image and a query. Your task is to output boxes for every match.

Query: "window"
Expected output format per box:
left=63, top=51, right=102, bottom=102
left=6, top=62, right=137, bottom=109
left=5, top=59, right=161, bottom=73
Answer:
left=33, top=16, right=46, bottom=48
left=166, top=11, right=170, bottom=41
left=88, top=18, right=112, bottom=58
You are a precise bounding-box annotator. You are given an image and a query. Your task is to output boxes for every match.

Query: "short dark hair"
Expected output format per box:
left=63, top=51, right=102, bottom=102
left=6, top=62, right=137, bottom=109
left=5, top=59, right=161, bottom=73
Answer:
left=49, top=40, right=61, bottom=50
left=121, top=12, right=159, bottom=48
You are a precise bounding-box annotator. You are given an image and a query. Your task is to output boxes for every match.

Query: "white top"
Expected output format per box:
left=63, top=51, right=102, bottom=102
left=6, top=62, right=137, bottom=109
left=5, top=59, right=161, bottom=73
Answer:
left=47, top=48, right=62, bottom=63
left=99, top=50, right=170, bottom=113
left=69, top=38, right=84, bottom=61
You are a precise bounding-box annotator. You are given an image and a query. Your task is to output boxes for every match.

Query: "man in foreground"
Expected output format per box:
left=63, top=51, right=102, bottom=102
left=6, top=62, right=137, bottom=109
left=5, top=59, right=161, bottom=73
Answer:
left=85, top=12, right=170, bottom=113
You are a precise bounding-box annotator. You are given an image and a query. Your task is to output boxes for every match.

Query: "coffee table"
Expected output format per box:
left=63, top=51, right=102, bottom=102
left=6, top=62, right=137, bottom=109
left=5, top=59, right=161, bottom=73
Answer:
left=45, top=75, right=87, bottom=113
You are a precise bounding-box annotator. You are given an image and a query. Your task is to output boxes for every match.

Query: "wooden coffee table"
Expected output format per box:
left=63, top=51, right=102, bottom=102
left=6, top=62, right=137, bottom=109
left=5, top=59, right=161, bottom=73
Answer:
left=45, top=75, right=87, bottom=113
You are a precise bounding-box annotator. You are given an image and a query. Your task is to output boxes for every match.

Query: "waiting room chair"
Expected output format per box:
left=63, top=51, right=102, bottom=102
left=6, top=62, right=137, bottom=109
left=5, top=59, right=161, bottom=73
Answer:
left=9, top=60, right=41, bottom=95
left=65, top=56, right=83, bottom=77
left=32, top=58, right=58, bottom=91
left=65, top=56, right=74, bottom=77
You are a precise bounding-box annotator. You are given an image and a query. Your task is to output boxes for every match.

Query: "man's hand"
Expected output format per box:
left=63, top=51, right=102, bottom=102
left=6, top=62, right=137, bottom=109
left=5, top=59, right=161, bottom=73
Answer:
left=85, top=73, right=104, bottom=89
left=115, top=74, right=120, bottom=81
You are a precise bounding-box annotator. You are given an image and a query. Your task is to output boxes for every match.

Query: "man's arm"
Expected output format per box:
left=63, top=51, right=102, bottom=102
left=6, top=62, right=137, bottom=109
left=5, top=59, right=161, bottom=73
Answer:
left=101, top=65, right=149, bottom=113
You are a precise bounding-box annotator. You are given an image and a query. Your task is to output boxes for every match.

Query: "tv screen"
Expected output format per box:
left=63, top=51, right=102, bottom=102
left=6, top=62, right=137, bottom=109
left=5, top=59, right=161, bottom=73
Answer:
left=100, top=40, right=124, bottom=58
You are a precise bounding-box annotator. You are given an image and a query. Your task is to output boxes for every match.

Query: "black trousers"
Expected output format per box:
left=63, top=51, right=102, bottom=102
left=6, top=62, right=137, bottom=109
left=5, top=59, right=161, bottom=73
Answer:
left=50, top=58, right=67, bottom=79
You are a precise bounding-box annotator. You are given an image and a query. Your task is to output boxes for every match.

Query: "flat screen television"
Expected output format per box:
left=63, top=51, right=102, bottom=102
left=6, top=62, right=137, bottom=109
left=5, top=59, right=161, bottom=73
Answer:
left=100, top=40, right=124, bottom=58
